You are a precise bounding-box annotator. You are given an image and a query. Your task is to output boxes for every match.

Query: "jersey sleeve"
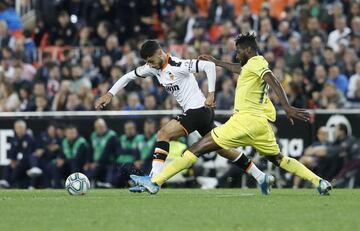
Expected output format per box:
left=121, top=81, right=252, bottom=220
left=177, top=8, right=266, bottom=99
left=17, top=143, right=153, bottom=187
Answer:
left=179, top=59, right=216, bottom=92
left=180, top=59, right=201, bottom=74
left=250, top=58, right=272, bottom=79
left=134, top=64, right=155, bottom=78
left=108, top=65, right=154, bottom=95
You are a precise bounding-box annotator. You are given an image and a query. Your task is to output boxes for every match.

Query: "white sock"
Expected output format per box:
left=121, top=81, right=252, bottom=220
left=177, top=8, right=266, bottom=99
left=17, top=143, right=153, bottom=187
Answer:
left=246, top=162, right=266, bottom=184
left=150, top=160, right=165, bottom=177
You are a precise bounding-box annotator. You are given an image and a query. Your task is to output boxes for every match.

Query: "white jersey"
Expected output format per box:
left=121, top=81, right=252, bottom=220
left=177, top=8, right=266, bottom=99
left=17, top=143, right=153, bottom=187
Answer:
left=109, top=55, right=216, bottom=112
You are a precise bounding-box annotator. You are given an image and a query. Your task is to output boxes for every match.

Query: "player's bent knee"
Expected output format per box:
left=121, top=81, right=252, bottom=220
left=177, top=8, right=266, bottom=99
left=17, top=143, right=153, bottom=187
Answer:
left=189, top=133, right=219, bottom=156
left=157, top=128, right=170, bottom=141
left=266, top=154, right=283, bottom=167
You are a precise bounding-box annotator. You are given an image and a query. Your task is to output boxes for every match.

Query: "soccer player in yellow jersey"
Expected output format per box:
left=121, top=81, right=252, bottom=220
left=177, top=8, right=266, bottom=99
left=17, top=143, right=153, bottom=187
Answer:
left=131, top=33, right=332, bottom=195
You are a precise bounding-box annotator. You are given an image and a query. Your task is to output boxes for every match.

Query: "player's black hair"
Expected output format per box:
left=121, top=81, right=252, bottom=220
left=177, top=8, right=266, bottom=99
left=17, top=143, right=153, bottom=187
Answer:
left=235, top=33, right=258, bottom=51
left=140, top=40, right=161, bottom=60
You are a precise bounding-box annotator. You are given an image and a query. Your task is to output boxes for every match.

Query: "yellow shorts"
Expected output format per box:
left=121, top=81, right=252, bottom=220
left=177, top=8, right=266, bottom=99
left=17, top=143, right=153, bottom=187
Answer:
left=211, top=114, right=280, bottom=156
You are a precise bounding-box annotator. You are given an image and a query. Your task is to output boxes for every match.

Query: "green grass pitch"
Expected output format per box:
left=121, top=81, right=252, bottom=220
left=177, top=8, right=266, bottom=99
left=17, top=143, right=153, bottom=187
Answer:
left=0, top=189, right=359, bottom=231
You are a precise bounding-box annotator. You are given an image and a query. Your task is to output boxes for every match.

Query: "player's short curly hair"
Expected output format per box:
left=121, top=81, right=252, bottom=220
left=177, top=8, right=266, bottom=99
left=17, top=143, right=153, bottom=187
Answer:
left=235, top=33, right=258, bottom=51
left=140, top=40, right=161, bottom=60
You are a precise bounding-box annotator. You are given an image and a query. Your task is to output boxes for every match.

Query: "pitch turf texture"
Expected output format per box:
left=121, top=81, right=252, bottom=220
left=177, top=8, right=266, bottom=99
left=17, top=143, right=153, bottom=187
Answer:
left=0, top=189, right=359, bottom=231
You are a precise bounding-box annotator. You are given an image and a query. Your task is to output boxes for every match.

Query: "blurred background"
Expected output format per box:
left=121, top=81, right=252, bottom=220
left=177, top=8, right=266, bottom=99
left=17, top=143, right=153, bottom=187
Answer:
left=0, top=0, right=359, bottom=190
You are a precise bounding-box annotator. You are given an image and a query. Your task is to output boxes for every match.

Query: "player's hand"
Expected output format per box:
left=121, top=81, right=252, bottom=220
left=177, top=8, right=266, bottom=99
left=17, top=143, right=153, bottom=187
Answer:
left=205, top=92, right=216, bottom=108
left=283, top=106, right=310, bottom=125
left=95, top=92, right=113, bottom=109
left=198, top=54, right=219, bottom=64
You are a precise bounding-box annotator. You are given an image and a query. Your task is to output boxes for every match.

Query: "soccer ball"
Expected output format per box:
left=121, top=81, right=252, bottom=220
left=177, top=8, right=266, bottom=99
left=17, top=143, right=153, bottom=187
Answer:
left=65, top=172, right=90, bottom=195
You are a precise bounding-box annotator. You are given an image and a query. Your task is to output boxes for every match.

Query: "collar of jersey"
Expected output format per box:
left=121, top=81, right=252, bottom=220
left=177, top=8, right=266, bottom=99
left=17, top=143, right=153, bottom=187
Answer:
left=161, top=54, right=170, bottom=71
left=243, top=55, right=261, bottom=68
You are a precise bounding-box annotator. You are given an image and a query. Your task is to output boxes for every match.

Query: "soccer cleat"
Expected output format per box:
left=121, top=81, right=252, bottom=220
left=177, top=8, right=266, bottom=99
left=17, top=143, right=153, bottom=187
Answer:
left=259, top=174, right=275, bottom=195
left=317, top=179, right=332, bottom=196
left=130, top=175, right=160, bottom=194
left=129, top=185, right=147, bottom=193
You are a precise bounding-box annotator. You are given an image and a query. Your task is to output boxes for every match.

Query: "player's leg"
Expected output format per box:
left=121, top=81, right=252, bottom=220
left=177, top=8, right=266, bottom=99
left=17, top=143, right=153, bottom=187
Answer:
left=293, top=156, right=315, bottom=188
left=197, top=111, right=269, bottom=187
left=150, top=132, right=221, bottom=186
left=256, top=121, right=331, bottom=195
left=130, top=132, right=221, bottom=194
left=150, top=119, right=187, bottom=176
left=217, top=149, right=267, bottom=185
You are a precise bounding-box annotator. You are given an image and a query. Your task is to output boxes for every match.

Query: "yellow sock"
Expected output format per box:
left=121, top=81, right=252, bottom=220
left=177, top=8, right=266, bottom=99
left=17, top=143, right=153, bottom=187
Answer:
left=152, top=150, right=198, bottom=186
left=280, top=156, right=321, bottom=187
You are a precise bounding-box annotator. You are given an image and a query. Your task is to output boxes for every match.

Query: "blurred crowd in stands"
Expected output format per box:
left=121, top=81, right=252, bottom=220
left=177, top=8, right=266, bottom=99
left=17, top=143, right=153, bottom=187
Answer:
left=1, top=0, right=360, bottom=112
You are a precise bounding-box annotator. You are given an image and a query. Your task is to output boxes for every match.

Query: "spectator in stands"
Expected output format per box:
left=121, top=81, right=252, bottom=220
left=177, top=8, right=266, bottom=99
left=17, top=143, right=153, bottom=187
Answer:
left=328, top=65, right=348, bottom=95
left=50, top=11, right=76, bottom=46
left=34, top=96, right=49, bottom=112
left=317, top=123, right=356, bottom=181
left=351, top=79, right=360, bottom=102
left=293, top=126, right=330, bottom=188
left=18, top=83, right=32, bottom=111
left=12, top=52, right=36, bottom=82
left=208, top=0, right=234, bottom=25
left=86, top=0, right=115, bottom=31
left=327, top=16, right=351, bottom=53
left=301, top=17, right=327, bottom=45
left=0, top=20, right=14, bottom=49
left=47, top=64, right=61, bottom=98
left=92, top=21, right=111, bottom=47
left=35, top=52, right=53, bottom=83
left=167, top=3, right=187, bottom=43
left=351, top=16, right=360, bottom=37
left=348, top=61, right=360, bottom=100
left=104, top=35, right=122, bottom=62
left=300, top=49, right=315, bottom=81
left=0, top=81, right=19, bottom=111
left=75, top=26, right=92, bottom=47
left=216, top=78, right=234, bottom=110
left=333, top=137, right=360, bottom=187
left=318, top=82, right=346, bottom=109
left=69, top=64, right=92, bottom=94
left=112, top=121, right=142, bottom=187
left=284, top=36, right=301, bottom=71
left=99, top=54, right=113, bottom=80
left=88, top=118, right=118, bottom=188
left=123, top=92, right=144, bottom=111
left=309, top=65, right=327, bottom=104
left=0, top=2, right=22, bottom=32
left=78, top=84, right=94, bottom=110
left=52, top=124, right=89, bottom=188
left=52, top=80, right=71, bottom=111
left=65, top=93, right=86, bottom=111
left=310, top=36, right=324, bottom=65
left=35, top=123, right=61, bottom=188
left=144, top=94, right=159, bottom=110
left=2, top=120, right=40, bottom=188
left=139, top=78, right=157, bottom=102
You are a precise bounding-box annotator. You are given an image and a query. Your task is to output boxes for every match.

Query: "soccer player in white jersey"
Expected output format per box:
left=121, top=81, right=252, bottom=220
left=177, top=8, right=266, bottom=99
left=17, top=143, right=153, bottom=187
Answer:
left=95, top=40, right=274, bottom=194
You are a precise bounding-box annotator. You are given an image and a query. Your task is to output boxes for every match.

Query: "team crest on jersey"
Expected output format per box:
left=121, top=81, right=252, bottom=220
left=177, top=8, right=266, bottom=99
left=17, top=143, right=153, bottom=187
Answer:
left=167, top=71, right=174, bottom=80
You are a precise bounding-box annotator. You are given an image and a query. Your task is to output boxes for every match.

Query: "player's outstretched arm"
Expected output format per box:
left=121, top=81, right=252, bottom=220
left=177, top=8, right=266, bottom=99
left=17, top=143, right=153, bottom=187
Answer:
left=198, top=54, right=241, bottom=74
left=263, top=72, right=310, bottom=125
left=94, top=69, right=140, bottom=109
left=196, top=60, right=216, bottom=108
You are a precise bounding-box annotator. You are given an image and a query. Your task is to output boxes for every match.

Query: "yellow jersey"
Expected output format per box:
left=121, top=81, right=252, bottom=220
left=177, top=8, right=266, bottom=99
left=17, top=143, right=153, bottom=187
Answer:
left=234, top=55, right=276, bottom=122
